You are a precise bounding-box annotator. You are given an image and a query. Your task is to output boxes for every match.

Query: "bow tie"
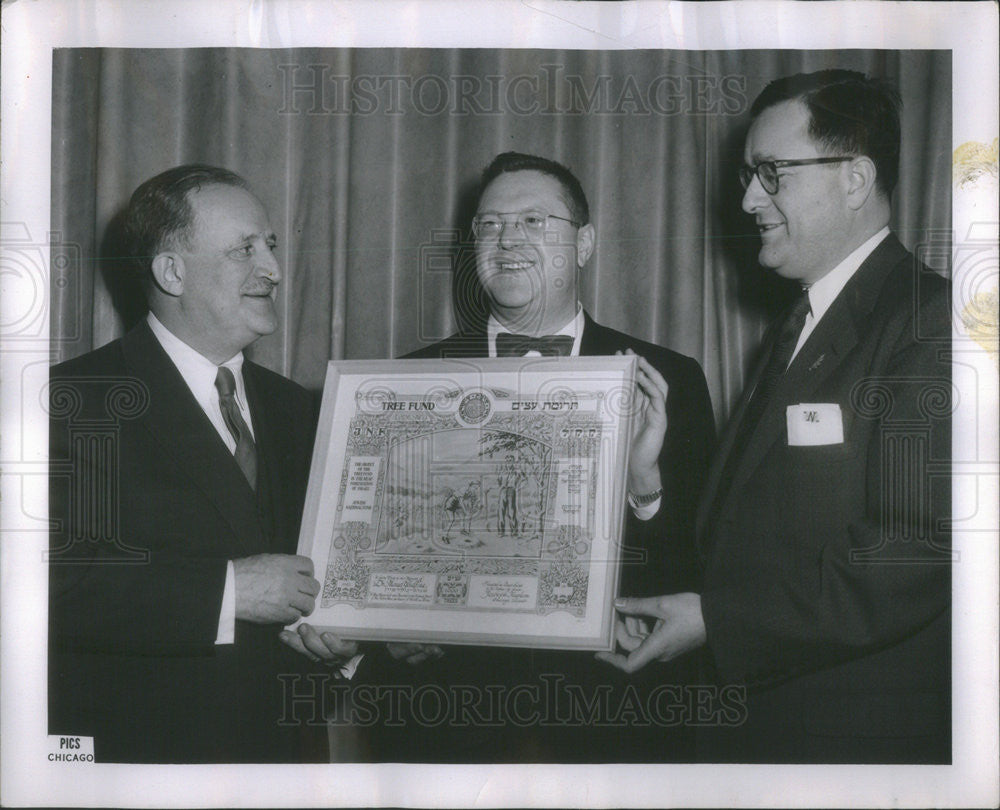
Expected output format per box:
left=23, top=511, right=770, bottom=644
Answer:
left=496, top=332, right=574, bottom=357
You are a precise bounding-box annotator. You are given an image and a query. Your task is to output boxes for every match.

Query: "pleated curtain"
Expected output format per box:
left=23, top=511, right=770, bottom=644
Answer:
left=51, top=48, right=951, bottom=424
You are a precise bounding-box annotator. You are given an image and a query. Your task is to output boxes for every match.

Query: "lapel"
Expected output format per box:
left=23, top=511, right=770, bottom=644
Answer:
left=443, top=330, right=490, bottom=358
left=578, top=311, right=610, bottom=356
left=121, top=322, right=265, bottom=555
left=243, top=362, right=298, bottom=547
left=696, top=329, right=775, bottom=535
left=699, top=234, right=908, bottom=540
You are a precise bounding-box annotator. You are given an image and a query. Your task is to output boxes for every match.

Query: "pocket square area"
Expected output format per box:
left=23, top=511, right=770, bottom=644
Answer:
left=786, top=403, right=844, bottom=446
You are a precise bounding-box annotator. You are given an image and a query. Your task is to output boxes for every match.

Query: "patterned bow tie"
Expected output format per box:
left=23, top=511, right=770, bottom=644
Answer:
left=496, top=332, right=574, bottom=357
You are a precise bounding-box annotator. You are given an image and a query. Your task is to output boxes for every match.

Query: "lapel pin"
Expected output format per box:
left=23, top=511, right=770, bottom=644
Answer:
left=808, top=354, right=826, bottom=372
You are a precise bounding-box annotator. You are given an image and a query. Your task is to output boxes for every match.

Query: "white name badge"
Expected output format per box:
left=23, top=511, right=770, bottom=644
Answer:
left=786, top=403, right=844, bottom=446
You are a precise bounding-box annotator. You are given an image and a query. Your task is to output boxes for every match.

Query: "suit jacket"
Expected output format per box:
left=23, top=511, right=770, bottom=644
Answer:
left=408, top=311, right=716, bottom=596
left=48, top=321, right=324, bottom=763
left=697, top=234, right=951, bottom=763
left=369, top=311, right=716, bottom=762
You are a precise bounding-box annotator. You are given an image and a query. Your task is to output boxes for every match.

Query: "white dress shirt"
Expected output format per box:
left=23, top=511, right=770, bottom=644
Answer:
left=486, top=306, right=658, bottom=519
left=146, top=312, right=250, bottom=645
left=792, top=227, right=891, bottom=363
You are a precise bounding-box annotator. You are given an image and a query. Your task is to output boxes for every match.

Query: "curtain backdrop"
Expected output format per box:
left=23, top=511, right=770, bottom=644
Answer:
left=51, top=48, right=951, bottom=424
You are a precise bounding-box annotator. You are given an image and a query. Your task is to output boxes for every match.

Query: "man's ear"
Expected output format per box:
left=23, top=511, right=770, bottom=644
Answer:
left=845, top=156, right=878, bottom=211
left=150, top=253, right=184, bottom=297
left=576, top=223, right=596, bottom=267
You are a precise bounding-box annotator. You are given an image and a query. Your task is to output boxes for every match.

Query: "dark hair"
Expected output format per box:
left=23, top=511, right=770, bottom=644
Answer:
left=479, top=152, right=590, bottom=225
left=750, top=69, right=902, bottom=196
left=122, top=164, right=249, bottom=289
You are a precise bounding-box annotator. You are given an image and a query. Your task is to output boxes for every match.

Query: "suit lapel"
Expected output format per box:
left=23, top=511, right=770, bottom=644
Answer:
left=700, top=234, right=908, bottom=541
left=121, top=322, right=265, bottom=555
left=696, top=337, right=770, bottom=536
left=243, top=363, right=297, bottom=548
left=696, top=311, right=785, bottom=539
left=443, top=331, right=489, bottom=358
left=579, top=312, right=610, bottom=356
left=779, top=235, right=905, bottom=403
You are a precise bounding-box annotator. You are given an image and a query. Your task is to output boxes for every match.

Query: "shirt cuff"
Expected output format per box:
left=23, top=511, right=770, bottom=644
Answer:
left=339, top=654, right=365, bottom=680
left=215, top=560, right=236, bottom=645
left=629, top=495, right=661, bottom=521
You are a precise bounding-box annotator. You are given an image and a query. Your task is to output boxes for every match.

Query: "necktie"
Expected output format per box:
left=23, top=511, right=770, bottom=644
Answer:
left=496, top=332, right=574, bottom=357
left=215, top=366, right=257, bottom=490
left=742, top=289, right=812, bottom=430
left=712, top=290, right=811, bottom=507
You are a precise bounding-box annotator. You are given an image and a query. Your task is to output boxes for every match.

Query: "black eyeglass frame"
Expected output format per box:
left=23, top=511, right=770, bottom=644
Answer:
left=739, top=157, right=854, bottom=194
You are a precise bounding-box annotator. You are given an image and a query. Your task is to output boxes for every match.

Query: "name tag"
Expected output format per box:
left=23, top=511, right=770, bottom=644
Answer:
left=786, top=403, right=844, bottom=446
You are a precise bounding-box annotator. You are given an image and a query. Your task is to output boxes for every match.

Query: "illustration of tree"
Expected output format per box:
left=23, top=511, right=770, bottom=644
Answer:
left=478, top=431, right=551, bottom=532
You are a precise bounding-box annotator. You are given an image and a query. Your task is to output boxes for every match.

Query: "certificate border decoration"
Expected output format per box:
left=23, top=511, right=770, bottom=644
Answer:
left=295, top=356, right=636, bottom=651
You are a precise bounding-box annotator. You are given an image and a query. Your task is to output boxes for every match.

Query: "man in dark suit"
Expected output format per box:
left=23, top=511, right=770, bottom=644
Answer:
left=599, top=71, right=951, bottom=764
left=48, top=165, right=356, bottom=763
left=360, top=151, right=716, bottom=761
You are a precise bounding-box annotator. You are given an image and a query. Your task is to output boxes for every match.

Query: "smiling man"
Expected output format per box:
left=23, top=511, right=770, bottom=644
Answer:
left=371, top=152, right=716, bottom=762
left=411, top=153, right=715, bottom=562
left=599, top=71, right=952, bottom=764
left=471, top=163, right=592, bottom=339
left=48, top=165, right=353, bottom=763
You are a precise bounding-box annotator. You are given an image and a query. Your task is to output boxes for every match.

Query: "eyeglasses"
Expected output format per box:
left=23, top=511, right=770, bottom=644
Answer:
left=739, top=157, right=853, bottom=195
left=472, top=211, right=580, bottom=240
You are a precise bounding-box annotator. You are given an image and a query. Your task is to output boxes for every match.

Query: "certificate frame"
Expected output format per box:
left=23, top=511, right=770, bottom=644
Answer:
left=296, top=355, right=636, bottom=651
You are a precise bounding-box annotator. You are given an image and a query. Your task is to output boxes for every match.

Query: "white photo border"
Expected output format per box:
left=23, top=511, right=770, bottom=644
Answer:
left=1, top=1, right=997, bottom=808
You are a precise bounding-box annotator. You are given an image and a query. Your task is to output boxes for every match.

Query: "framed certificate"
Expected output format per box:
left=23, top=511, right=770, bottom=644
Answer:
left=296, top=355, right=636, bottom=650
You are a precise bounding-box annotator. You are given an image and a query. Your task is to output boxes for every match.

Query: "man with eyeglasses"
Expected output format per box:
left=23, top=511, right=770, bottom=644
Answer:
left=366, top=151, right=717, bottom=762
left=599, top=70, right=951, bottom=764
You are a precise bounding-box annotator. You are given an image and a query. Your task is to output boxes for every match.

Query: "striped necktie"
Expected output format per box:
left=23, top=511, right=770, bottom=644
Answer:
left=215, top=366, right=257, bottom=490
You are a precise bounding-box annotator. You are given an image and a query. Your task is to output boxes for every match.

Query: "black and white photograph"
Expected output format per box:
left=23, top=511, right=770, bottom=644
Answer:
left=1, top=1, right=997, bottom=807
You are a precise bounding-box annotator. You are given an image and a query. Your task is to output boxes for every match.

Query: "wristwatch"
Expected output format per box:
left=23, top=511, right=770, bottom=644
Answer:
left=628, top=487, right=663, bottom=507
